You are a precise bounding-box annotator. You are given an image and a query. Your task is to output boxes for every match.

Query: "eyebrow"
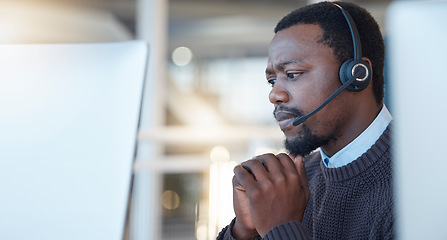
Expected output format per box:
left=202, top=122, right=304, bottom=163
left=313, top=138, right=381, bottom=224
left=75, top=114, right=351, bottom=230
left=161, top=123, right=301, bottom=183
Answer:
left=265, top=59, right=305, bottom=74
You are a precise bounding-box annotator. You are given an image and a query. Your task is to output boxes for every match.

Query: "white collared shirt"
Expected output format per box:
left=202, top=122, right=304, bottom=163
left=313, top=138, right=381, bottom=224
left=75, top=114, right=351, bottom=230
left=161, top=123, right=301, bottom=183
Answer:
left=320, top=105, right=392, bottom=168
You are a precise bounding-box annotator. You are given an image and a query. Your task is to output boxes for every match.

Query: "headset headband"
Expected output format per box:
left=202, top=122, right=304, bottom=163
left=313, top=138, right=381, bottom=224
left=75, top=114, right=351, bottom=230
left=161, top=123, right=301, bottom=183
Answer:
left=333, top=3, right=362, bottom=60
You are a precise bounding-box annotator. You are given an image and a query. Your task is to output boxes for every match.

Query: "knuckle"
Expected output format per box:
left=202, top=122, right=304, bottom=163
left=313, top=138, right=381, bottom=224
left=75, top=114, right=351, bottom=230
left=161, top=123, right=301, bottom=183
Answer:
left=274, top=174, right=286, bottom=185
left=232, top=175, right=238, bottom=184
left=256, top=153, right=275, bottom=162
left=233, top=165, right=239, bottom=171
left=233, top=164, right=243, bottom=174
left=259, top=180, right=274, bottom=192
left=243, top=159, right=258, bottom=166
left=288, top=172, right=299, bottom=182
left=249, top=187, right=261, bottom=199
left=276, top=152, right=289, bottom=159
left=260, top=153, right=275, bottom=158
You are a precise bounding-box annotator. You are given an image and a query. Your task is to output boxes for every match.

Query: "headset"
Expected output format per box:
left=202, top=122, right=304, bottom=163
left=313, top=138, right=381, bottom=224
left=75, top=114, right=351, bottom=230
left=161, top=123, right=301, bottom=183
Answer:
left=292, top=3, right=372, bottom=126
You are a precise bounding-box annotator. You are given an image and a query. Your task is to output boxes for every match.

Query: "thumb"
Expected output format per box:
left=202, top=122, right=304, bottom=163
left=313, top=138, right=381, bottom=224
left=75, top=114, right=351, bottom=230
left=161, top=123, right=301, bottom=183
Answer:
left=293, top=155, right=310, bottom=199
left=288, top=154, right=303, bottom=172
left=293, top=155, right=305, bottom=176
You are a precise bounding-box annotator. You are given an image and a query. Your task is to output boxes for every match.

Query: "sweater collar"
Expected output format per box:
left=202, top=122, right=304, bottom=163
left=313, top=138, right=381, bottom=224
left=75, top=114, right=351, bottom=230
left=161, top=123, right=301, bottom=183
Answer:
left=320, top=105, right=392, bottom=168
left=320, top=124, right=392, bottom=182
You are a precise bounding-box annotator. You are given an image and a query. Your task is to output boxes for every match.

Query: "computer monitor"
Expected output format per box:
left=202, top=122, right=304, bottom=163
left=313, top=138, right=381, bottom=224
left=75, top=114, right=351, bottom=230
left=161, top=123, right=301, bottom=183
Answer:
left=388, top=2, right=447, bottom=239
left=0, top=41, right=147, bottom=240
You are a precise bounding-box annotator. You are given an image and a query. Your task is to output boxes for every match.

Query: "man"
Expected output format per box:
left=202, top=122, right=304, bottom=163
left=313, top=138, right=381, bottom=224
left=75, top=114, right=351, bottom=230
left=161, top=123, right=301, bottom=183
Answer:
left=217, top=1, right=393, bottom=239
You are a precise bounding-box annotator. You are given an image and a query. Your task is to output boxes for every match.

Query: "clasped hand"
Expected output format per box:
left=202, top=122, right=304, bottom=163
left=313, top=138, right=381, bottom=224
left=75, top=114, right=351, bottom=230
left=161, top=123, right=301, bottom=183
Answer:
left=232, top=153, right=310, bottom=239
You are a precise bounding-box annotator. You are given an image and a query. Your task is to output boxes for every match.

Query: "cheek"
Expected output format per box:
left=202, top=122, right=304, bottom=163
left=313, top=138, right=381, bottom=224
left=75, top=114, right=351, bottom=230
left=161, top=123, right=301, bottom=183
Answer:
left=289, top=78, right=336, bottom=114
left=309, top=89, right=351, bottom=135
left=288, top=81, right=319, bottom=110
left=307, top=69, right=343, bottom=111
left=294, top=73, right=345, bottom=132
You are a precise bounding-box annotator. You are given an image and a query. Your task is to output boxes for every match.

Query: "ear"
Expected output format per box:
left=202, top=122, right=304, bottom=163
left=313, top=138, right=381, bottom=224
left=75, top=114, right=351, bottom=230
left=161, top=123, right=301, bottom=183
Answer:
left=362, top=57, right=373, bottom=81
left=360, top=57, right=376, bottom=95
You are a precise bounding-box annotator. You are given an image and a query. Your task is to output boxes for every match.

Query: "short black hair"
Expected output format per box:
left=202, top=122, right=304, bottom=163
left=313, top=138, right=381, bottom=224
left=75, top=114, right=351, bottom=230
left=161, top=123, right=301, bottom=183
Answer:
left=274, top=1, right=385, bottom=105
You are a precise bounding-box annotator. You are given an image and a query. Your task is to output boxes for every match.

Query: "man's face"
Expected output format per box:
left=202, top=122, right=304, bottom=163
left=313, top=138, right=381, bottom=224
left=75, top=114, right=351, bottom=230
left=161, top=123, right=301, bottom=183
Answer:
left=266, top=24, right=354, bottom=156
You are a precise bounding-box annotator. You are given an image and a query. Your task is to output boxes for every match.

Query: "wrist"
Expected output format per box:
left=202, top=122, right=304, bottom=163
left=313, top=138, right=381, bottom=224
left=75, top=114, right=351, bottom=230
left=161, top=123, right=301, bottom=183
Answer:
left=231, top=219, right=259, bottom=240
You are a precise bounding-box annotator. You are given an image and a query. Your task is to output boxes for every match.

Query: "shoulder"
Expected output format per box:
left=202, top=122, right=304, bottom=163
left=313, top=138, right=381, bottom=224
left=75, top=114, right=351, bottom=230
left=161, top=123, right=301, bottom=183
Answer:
left=369, top=195, right=394, bottom=239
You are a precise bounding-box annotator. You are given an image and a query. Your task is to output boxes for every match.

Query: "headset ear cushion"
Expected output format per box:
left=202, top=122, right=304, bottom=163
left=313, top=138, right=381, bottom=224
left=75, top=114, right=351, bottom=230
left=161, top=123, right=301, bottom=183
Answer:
left=339, top=59, right=353, bottom=86
left=339, top=59, right=371, bottom=92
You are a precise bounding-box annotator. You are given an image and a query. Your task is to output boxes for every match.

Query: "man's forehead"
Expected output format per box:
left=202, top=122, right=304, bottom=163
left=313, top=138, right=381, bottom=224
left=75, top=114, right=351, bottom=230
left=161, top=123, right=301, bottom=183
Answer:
left=266, top=25, right=332, bottom=67
left=267, top=58, right=305, bottom=68
left=271, top=24, right=324, bottom=43
left=265, top=58, right=307, bottom=74
left=269, top=26, right=324, bottom=53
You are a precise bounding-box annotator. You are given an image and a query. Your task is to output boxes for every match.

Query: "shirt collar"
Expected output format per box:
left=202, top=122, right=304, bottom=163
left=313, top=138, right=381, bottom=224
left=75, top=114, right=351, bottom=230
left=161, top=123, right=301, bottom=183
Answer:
left=320, top=104, right=392, bottom=168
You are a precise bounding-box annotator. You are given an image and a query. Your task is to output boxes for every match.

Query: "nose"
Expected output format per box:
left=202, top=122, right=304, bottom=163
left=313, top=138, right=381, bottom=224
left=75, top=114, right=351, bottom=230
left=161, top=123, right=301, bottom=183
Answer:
left=269, top=85, right=289, bottom=104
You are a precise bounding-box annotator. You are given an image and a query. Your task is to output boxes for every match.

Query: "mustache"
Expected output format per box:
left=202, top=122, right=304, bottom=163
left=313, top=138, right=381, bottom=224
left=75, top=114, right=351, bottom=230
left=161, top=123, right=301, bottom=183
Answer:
left=273, top=106, right=305, bottom=119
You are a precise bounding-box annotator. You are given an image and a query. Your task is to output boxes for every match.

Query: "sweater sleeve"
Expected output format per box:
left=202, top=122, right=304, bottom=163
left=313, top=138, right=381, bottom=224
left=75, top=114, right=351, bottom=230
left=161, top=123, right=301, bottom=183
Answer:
left=216, top=219, right=262, bottom=240
left=215, top=222, right=235, bottom=240
left=217, top=220, right=311, bottom=240
left=263, top=221, right=311, bottom=240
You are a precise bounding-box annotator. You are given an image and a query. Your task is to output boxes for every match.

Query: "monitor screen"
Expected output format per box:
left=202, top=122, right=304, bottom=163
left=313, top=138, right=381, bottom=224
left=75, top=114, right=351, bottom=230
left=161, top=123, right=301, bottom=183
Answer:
left=0, top=41, right=147, bottom=240
left=388, top=2, right=447, bottom=239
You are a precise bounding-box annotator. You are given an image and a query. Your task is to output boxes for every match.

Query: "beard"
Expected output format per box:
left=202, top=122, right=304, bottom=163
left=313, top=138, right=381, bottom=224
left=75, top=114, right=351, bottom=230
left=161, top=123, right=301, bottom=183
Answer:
left=284, top=125, right=330, bottom=157
left=274, top=105, right=330, bottom=157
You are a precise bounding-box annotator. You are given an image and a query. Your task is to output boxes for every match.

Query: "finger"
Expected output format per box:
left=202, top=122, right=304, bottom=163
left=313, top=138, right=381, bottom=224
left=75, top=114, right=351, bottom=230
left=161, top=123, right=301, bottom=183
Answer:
left=255, top=153, right=283, bottom=175
left=240, top=159, right=269, bottom=181
left=232, top=175, right=246, bottom=191
left=233, top=160, right=265, bottom=191
left=276, top=153, right=297, bottom=174
left=234, top=164, right=256, bottom=190
left=293, top=155, right=310, bottom=199
left=288, top=153, right=296, bottom=161
left=235, top=185, right=246, bottom=192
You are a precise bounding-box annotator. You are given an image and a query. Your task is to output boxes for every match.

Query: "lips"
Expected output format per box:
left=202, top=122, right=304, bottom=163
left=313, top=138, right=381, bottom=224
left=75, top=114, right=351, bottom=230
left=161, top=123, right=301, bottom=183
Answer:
left=275, top=111, right=298, bottom=130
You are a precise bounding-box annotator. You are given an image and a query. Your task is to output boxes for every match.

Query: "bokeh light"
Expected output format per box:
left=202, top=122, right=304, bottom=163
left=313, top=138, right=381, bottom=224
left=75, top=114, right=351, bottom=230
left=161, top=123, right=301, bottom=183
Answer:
left=172, top=46, right=193, bottom=66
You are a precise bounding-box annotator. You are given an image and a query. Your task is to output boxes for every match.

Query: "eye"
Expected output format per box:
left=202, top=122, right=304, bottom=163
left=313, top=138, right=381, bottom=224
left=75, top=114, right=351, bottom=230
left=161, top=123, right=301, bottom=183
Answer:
left=267, top=78, right=276, bottom=87
left=286, top=72, right=302, bottom=79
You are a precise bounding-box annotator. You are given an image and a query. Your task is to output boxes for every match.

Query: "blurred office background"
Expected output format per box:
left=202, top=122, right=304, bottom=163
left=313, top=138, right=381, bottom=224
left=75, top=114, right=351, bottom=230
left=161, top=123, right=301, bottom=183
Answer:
left=0, top=0, right=392, bottom=239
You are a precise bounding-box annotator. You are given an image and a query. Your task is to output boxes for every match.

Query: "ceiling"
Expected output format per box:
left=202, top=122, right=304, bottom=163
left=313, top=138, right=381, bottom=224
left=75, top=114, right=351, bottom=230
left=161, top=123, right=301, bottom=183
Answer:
left=166, top=0, right=392, bottom=58
left=8, top=0, right=392, bottom=59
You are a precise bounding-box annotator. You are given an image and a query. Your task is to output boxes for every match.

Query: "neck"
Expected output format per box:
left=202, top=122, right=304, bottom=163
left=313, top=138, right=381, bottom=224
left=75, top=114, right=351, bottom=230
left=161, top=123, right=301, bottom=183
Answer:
left=322, top=101, right=382, bottom=157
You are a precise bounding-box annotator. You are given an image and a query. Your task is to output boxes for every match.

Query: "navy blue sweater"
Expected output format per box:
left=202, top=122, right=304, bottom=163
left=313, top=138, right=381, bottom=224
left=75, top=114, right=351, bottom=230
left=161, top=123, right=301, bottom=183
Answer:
left=217, top=126, right=393, bottom=239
